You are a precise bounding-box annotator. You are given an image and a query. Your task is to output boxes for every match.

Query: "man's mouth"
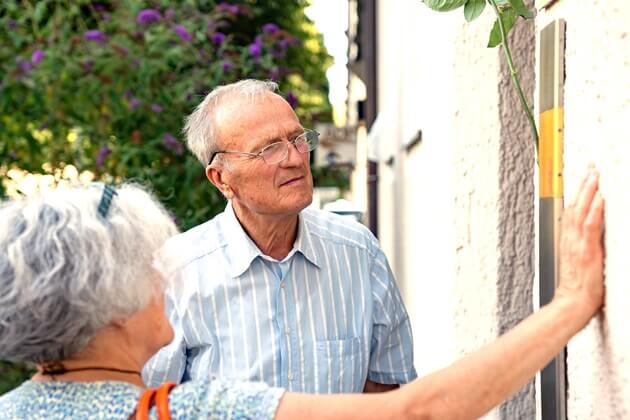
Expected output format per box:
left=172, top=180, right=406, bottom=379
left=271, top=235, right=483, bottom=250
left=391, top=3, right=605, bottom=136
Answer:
left=280, top=176, right=304, bottom=187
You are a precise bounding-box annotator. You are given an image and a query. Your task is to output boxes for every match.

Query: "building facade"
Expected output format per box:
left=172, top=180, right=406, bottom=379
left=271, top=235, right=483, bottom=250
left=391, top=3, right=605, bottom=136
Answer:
left=348, top=0, right=630, bottom=418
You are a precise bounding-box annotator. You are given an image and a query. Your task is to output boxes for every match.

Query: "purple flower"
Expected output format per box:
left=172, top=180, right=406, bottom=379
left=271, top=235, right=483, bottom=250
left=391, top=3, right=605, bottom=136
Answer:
left=123, top=90, right=133, bottom=98
left=163, top=133, right=184, bottom=155
left=165, top=8, right=175, bottom=20
left=212, top=32, right=226, bottom=45
left=96, top=146, right=111, bottom=167
left=16, top=57, right=32, bottom=73
left=262, top=23, right=279, bottom=34
left=272, top=40, right=289, bottom=59
left=173, top=25, right=192, bottom=42
left=217, top=2, right=239, bottom=14
left=286, top=91, right=298, bottom=109
left=150, top=103, right=162, bottom=113
left=222, top=60, right=232, bottom=72
left=93, top=3, right=107, bottom=12
left=84, top=30, right=107, bottom=43
left=249, top=43, right=261, bottom=59
left=31, top=49, right=45, bottom=65
left=249, top=36, right=263, bottom=59
left=7, top=19, right=17, bottom=31
left=129, top=97, right=140, bottom=110
left=136, top=9, right=161, bottom=25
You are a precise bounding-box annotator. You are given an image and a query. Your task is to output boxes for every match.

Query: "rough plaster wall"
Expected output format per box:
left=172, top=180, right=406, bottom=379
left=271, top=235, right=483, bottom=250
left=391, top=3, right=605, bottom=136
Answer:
left=496, top=1, right=537, bottom=418
left=537, top=1, right=630, bottom=418
left=452, top=4, right=537, bottom=419
left=452, top=10, right=503, bottom=420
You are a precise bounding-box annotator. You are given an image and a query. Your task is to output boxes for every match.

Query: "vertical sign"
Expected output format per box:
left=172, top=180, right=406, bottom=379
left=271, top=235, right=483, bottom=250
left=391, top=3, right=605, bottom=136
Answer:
left=539, top=19, right=566, bottom=420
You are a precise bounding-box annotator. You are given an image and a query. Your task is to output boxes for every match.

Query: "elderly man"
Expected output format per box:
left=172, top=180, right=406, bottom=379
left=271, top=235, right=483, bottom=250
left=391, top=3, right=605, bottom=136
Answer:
left=143, top=79, right=416, bottom=393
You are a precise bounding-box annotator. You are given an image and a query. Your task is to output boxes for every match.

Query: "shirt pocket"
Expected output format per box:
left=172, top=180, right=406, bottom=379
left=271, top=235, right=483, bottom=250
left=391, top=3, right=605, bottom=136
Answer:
left=315, top=337, right=366, bottom=394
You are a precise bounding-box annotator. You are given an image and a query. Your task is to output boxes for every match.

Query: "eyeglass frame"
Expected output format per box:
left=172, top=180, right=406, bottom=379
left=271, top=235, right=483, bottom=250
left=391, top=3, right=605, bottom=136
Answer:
left=207, top=129, right=319, bottom=166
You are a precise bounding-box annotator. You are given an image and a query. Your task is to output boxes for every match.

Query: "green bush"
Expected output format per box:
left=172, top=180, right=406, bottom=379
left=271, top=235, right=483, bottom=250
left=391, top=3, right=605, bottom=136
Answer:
left=0, top=0, right=333, bottom=393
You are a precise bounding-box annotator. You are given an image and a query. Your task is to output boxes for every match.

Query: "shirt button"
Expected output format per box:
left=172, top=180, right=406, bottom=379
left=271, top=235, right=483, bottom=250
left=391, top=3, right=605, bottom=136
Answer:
left=280, top=282, right=286, bottom=289
left=285, top=327, right=290, bottom=335
left=287, top=372, right=293, bottom=381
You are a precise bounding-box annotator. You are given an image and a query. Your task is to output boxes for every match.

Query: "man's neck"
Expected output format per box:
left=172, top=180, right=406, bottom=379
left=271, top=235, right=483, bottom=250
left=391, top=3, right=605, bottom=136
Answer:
left=232, top=204, right=299, bottom=261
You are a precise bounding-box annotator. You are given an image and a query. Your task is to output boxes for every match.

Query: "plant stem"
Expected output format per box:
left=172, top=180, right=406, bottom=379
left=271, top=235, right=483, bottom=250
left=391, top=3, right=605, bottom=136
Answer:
left=488, top=0, right=539, bottom=157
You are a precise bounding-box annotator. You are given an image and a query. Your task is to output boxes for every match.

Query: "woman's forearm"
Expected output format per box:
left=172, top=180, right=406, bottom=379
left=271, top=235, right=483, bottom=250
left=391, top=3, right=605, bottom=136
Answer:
left=399, top=296, right=591, bottom=419
left=276, top=297, right=592, bottom=420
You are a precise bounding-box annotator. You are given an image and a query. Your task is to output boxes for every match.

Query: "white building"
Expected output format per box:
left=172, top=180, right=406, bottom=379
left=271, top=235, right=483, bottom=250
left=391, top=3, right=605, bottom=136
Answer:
left=348, top=0, right=630, bottom=418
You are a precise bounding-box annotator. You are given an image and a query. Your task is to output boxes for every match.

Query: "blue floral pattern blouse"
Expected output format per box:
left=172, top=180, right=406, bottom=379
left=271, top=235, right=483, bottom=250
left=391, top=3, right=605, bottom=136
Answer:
left=0, top=379, right=284, bottom=419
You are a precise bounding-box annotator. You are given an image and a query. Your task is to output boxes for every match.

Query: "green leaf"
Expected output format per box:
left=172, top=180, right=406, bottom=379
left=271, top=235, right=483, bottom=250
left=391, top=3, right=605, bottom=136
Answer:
left=33, top=1, right=47, bottom=23
left=464, top=0, right=486, bottom=22
left=423, top=0, right=468, bottom=12
left=487, top=8, right=516, bottom=48
left=508, top=0, right=534, bottom=18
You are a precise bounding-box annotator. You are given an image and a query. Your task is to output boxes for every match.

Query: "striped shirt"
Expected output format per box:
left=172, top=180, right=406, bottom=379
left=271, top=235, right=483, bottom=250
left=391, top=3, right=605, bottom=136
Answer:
left=143, top=203, right=417, bottom=393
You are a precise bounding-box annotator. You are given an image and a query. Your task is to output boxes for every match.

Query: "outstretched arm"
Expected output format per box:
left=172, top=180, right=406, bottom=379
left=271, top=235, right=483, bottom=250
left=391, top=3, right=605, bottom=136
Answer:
left=275, top=170, right=605, bottom=420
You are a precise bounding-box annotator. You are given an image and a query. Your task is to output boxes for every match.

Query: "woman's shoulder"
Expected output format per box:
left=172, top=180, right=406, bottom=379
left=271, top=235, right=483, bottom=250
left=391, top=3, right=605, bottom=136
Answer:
left=0, top=380, right=139, bottom=419
left=168, top=379, right=285, bottom=419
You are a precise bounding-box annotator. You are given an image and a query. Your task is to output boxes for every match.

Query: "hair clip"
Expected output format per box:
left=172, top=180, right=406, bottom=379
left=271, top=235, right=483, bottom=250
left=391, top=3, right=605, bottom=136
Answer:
left=94, top=183, right=118, bottom=219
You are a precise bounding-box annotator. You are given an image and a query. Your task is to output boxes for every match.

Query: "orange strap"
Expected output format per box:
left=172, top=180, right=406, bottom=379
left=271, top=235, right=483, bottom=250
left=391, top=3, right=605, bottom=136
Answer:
left=135, top=388, right=157, bottom=420
left=133, top=382, right=177, bottom=420
left=155, top=382, right=177, bottom=420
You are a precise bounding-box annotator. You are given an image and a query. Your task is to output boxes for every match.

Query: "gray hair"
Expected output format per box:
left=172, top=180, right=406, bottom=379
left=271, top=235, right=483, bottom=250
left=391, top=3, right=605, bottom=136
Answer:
left=0, top=184, right=178, bottom=363
left=183, top=79, right=279, bottom=166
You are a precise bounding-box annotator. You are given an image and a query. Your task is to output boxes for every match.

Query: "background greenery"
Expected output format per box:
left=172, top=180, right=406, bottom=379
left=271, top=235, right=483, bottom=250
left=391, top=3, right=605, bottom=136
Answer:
left=0, top=0, right=345, bottom=392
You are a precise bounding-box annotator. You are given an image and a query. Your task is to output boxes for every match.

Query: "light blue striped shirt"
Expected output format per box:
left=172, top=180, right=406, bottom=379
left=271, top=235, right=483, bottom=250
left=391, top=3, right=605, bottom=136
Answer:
left=143, top=203, right=416, bottom=393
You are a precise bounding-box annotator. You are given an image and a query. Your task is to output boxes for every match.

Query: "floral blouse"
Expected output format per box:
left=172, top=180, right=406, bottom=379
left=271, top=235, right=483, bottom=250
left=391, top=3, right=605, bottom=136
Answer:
left=0, top=378, right=284, bottom=419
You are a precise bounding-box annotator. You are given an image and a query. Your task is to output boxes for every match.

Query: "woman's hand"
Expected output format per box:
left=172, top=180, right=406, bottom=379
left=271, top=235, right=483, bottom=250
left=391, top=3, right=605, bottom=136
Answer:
left=554, top=169, right=606, bottom=322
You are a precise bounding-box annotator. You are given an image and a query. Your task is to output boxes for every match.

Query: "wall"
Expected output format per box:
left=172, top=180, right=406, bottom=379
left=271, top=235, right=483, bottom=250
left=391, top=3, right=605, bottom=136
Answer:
left=372, top=1, right=536, bottom=418
left=536, top=1, right=630, bottom=418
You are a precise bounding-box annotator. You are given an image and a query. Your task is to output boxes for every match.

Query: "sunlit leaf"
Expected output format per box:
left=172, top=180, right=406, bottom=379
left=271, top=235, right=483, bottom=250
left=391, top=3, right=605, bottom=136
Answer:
left=487, top=8, right=516, bottom=48
left=423, top=0, right=468, bottom=12
left=508, top=0, right=534, bottom=18
left=464, top=0, right=486, bottom=22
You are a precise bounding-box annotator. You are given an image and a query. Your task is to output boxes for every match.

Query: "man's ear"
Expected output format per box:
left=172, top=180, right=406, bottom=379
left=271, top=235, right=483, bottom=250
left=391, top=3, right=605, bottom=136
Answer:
left=206, top=164, right=234, bottom=199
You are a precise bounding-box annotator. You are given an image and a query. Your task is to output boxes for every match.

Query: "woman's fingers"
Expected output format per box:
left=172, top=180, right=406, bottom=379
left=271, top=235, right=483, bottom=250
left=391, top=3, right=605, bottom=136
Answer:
left=568, top=169, right=592, bottom=209
left=583, top=191, right=605, bottom=243
left=573, top=171, right=599, bottom=227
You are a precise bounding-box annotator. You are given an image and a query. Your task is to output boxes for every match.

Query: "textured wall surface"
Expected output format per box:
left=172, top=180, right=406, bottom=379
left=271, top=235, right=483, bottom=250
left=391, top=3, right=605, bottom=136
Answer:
left=451, top=6, right=536, bottom=418
left=496, top=1, right=537, bottom=418
left=536, top=1, right=630, bottom=418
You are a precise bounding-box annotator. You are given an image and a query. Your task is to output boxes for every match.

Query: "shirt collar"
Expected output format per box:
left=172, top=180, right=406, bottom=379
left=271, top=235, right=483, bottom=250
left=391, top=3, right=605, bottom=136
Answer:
left=223, top=202, right=320, bottom=278
left=293, top=210, right=321, bottom=269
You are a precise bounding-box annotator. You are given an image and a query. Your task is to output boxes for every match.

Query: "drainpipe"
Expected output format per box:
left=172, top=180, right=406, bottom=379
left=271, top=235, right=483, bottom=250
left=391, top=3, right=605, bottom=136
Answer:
left=364, top=0, right=379, bottom=236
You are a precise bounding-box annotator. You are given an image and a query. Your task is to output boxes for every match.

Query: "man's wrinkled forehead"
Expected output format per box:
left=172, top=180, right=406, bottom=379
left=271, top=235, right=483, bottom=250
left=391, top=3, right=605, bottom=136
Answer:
left=214, top=91, right=298, bottom=148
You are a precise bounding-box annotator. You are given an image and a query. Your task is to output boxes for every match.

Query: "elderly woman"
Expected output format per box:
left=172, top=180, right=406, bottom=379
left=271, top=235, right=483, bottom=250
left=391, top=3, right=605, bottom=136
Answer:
left=0, top=173, right=604, bottom=419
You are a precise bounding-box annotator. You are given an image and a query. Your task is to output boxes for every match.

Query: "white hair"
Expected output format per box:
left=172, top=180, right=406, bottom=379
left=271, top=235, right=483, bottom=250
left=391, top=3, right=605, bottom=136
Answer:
left=183, top=79, right=279, bottom=166
left=0, top=184, right=178, bottom=363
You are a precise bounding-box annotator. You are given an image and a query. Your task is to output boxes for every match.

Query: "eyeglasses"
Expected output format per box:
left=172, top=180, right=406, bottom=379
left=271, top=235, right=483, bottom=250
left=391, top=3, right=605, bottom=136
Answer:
left=208, top=129, right=319, bottom=165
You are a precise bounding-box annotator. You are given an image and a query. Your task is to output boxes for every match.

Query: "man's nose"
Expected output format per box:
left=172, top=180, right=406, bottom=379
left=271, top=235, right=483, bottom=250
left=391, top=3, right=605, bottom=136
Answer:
left=280, top=141, right=304, bottom=167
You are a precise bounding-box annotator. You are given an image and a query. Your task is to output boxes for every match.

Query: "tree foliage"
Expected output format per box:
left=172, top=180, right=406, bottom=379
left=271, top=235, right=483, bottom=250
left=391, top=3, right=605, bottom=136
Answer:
left=0, top=0, right=334, bottom=392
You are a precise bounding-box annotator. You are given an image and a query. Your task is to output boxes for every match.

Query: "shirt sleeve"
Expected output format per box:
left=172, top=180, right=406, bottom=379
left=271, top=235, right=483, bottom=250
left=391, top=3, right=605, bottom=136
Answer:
left=164, top=379, right=285, bottom=420
left=142, top=291, right=187, bottom=387
left=367, top=247, right=418, bottom=385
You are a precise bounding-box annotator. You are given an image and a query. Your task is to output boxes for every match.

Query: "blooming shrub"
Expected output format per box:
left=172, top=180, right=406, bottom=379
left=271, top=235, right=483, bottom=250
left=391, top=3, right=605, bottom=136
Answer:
left=0, top=0, right=333, bottom=230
